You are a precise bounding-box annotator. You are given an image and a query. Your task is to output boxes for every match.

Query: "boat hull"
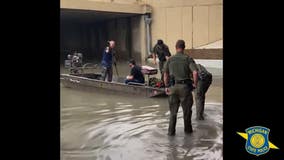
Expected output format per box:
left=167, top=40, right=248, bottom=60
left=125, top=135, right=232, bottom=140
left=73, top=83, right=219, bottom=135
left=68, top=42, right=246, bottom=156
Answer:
left=60, top=74, right=166, bottom=97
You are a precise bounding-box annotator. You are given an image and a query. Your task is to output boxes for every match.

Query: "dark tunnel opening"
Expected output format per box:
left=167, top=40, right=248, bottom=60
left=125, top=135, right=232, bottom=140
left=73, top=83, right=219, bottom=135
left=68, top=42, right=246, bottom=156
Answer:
left=60, top=9, right=143, bottom=65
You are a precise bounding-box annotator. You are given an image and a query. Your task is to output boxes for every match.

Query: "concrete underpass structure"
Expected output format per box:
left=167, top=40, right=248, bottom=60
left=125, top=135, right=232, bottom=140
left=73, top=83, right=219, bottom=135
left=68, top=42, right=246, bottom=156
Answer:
left=60, top=0, right=223, bottom=65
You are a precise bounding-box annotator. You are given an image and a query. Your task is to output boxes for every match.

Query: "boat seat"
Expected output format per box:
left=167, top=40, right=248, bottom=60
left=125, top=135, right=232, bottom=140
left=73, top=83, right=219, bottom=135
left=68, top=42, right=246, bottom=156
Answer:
left=141, top=65, right=158, bottom=75
left=141, top=65, right=158, bottom=86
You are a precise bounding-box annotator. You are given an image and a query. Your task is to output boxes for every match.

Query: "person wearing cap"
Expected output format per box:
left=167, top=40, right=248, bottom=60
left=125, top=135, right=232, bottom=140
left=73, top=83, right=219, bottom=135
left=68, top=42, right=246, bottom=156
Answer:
left=152, top=39, right=171, bottom=83
left=101, top=40, right=116, bottom=82
left=125, top=59, right=145, bottom=85
left=163, top=40, right=198, bottom=136
left=194, top=64, right=212, bottom=120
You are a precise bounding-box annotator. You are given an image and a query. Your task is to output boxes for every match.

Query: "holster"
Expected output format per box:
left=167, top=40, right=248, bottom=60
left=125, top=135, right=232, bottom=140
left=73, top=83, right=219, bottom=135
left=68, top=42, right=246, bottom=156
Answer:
left=175, top=79, right=194, bottom=91
left=169, top=75, right=175, bottom=87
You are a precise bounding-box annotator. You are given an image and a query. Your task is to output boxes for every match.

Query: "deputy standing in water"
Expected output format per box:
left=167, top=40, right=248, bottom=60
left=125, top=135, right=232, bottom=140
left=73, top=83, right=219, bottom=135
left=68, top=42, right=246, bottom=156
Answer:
left=163, top=40, right=198, bottom=136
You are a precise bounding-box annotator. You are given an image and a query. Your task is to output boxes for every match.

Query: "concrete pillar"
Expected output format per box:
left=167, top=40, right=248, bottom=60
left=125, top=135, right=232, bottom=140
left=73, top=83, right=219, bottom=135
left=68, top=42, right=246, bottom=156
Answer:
left=140, top=15, right=147, bottom=65
left=144, top=15, right=152, bottom=56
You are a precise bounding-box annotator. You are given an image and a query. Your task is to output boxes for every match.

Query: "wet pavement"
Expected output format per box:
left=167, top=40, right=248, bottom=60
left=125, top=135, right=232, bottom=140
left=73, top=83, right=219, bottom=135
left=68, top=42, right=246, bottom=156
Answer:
left=60, top=62, right=223, bottom=160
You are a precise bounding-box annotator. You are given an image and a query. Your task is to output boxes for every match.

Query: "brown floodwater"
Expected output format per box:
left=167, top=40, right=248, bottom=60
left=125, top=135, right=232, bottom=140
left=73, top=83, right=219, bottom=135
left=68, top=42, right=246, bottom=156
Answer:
left=60, top=62, right=223, bottom=160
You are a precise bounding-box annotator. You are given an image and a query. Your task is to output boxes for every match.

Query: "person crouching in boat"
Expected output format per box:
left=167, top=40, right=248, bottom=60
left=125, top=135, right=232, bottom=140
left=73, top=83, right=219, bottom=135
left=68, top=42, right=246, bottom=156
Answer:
left=125, top=59, right=145, bottom=85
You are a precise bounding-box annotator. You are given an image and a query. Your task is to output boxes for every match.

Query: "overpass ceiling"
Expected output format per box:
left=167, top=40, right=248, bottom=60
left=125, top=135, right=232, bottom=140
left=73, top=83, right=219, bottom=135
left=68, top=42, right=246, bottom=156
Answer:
left=61, top=9, right=139, bottom=23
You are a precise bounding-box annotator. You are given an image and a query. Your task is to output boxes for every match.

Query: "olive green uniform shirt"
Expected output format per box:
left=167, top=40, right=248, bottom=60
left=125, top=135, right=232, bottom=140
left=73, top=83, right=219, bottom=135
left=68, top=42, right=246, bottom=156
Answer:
left=164, top=52, right=197, bottom=81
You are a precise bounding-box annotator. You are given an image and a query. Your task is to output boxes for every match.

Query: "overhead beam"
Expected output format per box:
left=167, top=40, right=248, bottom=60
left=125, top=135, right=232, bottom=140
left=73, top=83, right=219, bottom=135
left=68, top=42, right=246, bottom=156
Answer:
left=61, top=0, right=152, bottom=14
left=185, top=49, right=223, bottom=59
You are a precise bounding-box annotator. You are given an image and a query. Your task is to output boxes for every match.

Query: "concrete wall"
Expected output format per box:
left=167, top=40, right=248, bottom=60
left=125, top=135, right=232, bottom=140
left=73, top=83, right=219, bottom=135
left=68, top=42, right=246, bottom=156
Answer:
left=148, top=0, right=223, bottom=54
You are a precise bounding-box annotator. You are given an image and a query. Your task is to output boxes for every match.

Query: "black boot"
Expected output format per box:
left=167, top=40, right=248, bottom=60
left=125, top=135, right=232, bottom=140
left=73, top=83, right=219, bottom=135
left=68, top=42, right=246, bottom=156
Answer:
left=168, top=132, right=176, bottom=136
left=184, top=125, right=193, bottom=134
left=196, top=115, right=205, bottom=120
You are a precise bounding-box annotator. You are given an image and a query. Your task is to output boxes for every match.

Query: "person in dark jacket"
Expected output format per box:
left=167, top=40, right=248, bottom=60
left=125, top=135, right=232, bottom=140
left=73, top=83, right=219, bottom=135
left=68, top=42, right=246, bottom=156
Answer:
left=153, top=39, right=171, bottom=83
left=101, top=40, right=116, bottom=82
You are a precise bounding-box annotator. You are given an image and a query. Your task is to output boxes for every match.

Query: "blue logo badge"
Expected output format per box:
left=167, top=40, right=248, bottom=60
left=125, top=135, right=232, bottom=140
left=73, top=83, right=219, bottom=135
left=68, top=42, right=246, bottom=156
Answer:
left=245, top=126, right=270, bottom=156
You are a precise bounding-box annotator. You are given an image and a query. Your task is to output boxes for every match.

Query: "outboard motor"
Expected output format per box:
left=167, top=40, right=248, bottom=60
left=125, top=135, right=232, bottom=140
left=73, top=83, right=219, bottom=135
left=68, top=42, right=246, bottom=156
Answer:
left=65, top=51, right=83, bottom=74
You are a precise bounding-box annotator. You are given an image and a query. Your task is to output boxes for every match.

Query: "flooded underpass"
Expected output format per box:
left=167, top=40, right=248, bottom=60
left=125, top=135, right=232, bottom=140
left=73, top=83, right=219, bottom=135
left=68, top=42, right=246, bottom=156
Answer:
left=60, top=62, right=223, bottom=160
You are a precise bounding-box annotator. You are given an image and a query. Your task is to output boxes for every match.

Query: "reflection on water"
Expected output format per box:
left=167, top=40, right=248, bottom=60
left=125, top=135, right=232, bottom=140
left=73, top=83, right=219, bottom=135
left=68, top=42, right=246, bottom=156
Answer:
left=61, top=63, right=223, bottom=160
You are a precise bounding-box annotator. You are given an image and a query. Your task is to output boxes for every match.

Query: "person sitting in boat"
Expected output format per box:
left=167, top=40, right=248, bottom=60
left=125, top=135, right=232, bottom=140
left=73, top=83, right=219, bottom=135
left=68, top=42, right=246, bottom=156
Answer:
left=125, top=59, right=145, bottom=85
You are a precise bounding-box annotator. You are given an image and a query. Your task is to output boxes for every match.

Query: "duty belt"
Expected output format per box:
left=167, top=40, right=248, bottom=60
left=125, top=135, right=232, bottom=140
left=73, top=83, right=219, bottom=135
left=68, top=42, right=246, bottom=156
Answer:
left=175, top=79, right=192, bottom=84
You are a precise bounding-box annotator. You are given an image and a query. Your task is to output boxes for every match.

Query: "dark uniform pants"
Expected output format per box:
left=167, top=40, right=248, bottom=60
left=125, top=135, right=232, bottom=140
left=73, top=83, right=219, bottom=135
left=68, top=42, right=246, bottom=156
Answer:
left=159, top=60, right=166, bottom=82
left=101, top=66, right=113, bottom=82
left=168, top=84, right=194, bottom=135
left=194, top=75, right=212, bottom=120
left=125, top=79, right=144, bottom=84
